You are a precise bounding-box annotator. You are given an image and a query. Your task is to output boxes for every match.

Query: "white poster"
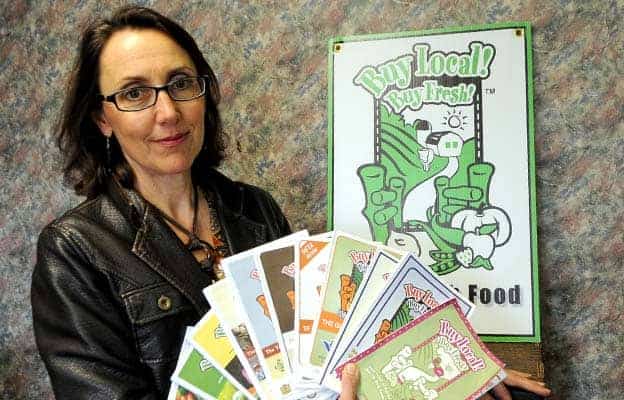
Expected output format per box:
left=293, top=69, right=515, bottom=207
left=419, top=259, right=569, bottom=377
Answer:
left=328, top=23, right=540, bottom=341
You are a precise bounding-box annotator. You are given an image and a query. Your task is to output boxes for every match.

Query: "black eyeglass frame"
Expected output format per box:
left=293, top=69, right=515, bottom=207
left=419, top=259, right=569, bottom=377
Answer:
left=97, top=75, right=209, bottom=112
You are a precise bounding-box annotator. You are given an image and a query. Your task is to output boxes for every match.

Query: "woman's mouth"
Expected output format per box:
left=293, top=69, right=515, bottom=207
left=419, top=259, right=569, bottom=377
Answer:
left=154, top=132, right=189, bottom=147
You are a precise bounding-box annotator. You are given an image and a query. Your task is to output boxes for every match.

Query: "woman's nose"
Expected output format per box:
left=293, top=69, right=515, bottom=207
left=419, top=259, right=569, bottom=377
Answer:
left=154, top=90, right=180, bottom=124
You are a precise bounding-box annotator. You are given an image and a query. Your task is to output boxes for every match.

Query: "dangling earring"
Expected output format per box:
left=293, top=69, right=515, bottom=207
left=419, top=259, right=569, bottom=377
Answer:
left=106, top=135, right=112, bottom=175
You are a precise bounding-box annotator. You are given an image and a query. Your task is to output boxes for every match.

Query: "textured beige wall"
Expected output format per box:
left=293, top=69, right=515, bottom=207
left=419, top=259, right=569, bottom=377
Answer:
left=1, top=1, right=622, bottom=399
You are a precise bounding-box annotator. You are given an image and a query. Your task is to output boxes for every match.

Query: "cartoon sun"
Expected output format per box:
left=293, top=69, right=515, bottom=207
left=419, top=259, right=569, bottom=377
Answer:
left=442, top=108, right=468, bottom=130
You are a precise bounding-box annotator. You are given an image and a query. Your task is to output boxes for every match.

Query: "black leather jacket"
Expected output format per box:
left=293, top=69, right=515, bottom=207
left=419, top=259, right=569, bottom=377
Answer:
left=31, top=169, right=291, bottom=399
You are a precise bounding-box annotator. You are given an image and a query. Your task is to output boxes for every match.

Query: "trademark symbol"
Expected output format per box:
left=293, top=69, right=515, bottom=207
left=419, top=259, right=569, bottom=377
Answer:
left=485, top=88, right=496, bottom=95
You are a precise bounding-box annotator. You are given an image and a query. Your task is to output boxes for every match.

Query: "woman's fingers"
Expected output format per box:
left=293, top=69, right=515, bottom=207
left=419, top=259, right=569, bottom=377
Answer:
left=490, top=382, right=512, bottom=400
left=337, top=365, right=551, bottom=400
left=507, top=369, right=532, bottom=378
left=339, top=363, right=359, bottom=400
left=504, top=368, right=552, bottom=397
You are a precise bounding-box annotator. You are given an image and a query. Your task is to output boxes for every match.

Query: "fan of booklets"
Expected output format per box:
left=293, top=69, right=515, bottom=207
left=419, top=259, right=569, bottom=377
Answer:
left=168, top=231, right=507, bottom=400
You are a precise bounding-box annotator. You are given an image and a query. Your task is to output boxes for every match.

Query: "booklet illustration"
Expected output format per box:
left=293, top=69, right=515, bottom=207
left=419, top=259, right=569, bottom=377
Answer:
left=335, top=300, right=505, bottom=400
left=257, top=245, right=298, bottom=368
left=309, top=232, right=377, bottom=367
left=326, top=254, right=474, bottom=390
left=172, top=328, right=245, bottom=400
left=168, top=328, right=209, bottom=400
left=320, top=249, right=400, bottom=389
left=191, top=310, right=256, bottom=399
left=294, top=237, right=332, bottom=379
left=204, top=279, right=272, bottom=400
left=222, top=231, right=308, bottom=397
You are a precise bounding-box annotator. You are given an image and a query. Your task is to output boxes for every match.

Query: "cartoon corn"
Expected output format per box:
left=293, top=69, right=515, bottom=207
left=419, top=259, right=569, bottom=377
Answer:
left=339, top=274, right=356, bottom=318
left=286, top=290, right=295, bottom=310
left=256, top=295, right=271, bottom=318
left=375, top=319, right=392, bottom=343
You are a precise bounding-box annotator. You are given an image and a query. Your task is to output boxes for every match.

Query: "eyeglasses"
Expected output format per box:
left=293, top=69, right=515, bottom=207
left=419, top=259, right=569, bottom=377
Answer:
left=98, top=76, right=208, bottom=112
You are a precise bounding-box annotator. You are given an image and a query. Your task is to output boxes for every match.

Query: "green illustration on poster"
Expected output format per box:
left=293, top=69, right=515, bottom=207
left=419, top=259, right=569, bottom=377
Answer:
left=328, top=23, right=540, bottom=341
left=354, top=42, right=512, bottom=275
left=354, top=42, right=511, bottom=275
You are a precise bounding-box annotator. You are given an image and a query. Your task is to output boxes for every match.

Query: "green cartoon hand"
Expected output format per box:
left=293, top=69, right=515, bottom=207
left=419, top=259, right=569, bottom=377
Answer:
left=357, top=152, right=511, bottom=275
left=427, top=162, right=511, bottom=273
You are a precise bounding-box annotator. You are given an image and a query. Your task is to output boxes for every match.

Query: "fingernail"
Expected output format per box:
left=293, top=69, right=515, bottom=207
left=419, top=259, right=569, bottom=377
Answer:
left=344, top=363, right=358, bottom=376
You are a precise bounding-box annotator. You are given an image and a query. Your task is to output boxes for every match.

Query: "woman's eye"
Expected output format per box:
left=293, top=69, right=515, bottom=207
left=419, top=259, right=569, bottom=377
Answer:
left=123, top=88, right=147, bottom=101
left=172, top=78, right=190, bottom=90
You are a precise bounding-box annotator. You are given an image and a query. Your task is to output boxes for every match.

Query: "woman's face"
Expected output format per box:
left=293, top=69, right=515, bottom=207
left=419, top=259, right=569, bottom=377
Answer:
left=94, top=28, right=205, bottom=182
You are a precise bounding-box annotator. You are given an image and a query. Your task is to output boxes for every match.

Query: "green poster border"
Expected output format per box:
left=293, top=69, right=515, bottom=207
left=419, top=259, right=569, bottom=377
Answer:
left=326, top=22, right=541, bottom=343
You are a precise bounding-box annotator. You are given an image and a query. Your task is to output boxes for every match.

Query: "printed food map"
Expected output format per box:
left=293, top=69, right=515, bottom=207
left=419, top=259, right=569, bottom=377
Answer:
left=191, top=310, right=256, bottom=399
left=204, top=279, right=273, bottom=399
left=320, top=249, right=400, bottom=390
left=257, top=245, right=298, bottom=368
left=172, top=329, right=246, bottom=400
left=309, top=233, right=377, bottom=367
left=336, top=300, right=505, bottom=400
left=294, top=237, right=331, bottom=379
left=328, top=253, right=473, bottom=387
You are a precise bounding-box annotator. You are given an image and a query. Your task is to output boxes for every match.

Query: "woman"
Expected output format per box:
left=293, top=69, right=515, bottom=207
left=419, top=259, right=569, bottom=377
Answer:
left=32, top=6, right=290, bottom=398
left=31, top=6, right=550, bottom=400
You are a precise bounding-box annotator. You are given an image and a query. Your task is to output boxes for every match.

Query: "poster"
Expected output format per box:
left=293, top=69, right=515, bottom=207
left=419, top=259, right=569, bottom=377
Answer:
left=328, top=23, right=540, bottom=341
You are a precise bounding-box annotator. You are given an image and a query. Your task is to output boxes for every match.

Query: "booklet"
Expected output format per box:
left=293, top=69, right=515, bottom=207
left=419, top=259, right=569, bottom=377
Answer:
left=294, top=236, right=332, bottom=379
left=168, top=328, right=208, bottom=400
left=325, top=254, right=474, bottom=391
left=222, top=231, right=309, bottom=398
left=256, top=244, right=298, bottom=369
left=335, top=300, right=505, bottom=400
left=172, top=328, right=244, bottom=400
left=191, top=310, right=256, bottom=399
left=204, top=279, right=273, bottom=400
left=167, top=384, right=207, bottom=400
left=320, top=249, right=401, bottom=389
left=308, top=232, right=378, bottom=368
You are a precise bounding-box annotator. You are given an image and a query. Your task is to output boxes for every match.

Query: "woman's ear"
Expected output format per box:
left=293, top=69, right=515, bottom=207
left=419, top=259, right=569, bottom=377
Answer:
left=92, top=109, right=113, bottom=137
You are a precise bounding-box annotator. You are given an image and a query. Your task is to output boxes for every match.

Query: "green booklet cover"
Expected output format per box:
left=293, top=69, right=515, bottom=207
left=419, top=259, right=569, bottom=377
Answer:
left=172, top=328, right=245, bottom=400
left=309, top=232, right=377, bottom=367
left=336, top=300, right=505, bottom=400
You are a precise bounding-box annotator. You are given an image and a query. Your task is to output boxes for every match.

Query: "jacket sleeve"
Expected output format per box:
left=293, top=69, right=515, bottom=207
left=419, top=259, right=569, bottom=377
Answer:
left=31, top=224, right=158, bottom=400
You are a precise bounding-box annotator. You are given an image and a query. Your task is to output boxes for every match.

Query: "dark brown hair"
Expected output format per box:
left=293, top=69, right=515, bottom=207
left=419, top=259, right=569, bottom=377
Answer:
left=57, top=6, right=225, bottom=198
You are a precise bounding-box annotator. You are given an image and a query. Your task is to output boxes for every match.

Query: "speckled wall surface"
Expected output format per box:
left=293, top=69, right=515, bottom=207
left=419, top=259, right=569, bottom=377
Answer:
left=0, top=0, right=622, bottom=399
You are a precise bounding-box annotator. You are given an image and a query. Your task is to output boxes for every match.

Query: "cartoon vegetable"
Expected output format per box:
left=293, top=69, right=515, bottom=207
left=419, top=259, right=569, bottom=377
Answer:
left=450, top=206, right=512, bottom=246
left=450, top=206, right=511, bottom=268
left=462, top=232, right=495, bottom=260
left=387, top=230, right=422, bottom=256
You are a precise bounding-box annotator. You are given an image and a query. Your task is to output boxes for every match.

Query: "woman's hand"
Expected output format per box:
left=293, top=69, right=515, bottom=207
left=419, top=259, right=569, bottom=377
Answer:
left=481, top=368, right=552, bottom=400
left=339, top=363, right=360, bottom=400
left=339, top=364, right=551, bottom=400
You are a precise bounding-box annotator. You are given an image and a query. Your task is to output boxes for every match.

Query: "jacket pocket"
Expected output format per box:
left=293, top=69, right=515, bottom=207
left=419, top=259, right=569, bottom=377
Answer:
left=123, top=282, right=197, bottom=364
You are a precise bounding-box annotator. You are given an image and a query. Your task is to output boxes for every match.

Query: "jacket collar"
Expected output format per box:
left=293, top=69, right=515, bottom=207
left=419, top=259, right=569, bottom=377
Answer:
left=105, top=169, right=268, bottom=314
left=105, top=168, right=244, bottom=228
left=196, top=169, right=268, bottom=254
